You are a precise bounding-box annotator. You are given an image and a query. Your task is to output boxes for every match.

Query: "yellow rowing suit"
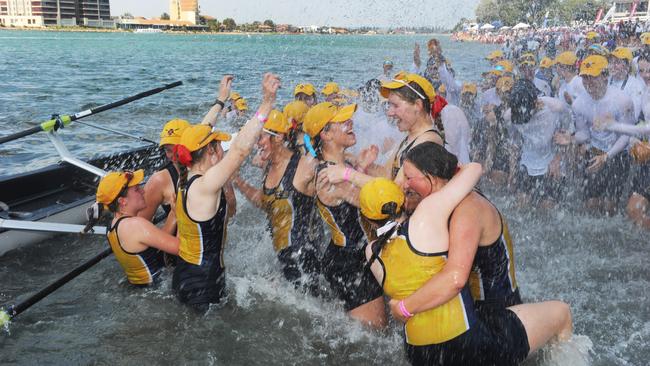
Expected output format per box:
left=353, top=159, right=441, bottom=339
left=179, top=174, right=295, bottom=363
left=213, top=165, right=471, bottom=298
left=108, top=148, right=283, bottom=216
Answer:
left=378, top=220, right=476, bottom=346
left=107, top=216, right=165, bottom=286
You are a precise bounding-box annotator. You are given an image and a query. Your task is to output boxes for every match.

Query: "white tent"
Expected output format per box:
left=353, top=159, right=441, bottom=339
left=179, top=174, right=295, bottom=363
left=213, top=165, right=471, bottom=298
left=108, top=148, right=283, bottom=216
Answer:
left=500, top=26, right=511, bottom=30
left=480, top=24, right=495, bottom=30
left=513, top=22, right=530, bottom=30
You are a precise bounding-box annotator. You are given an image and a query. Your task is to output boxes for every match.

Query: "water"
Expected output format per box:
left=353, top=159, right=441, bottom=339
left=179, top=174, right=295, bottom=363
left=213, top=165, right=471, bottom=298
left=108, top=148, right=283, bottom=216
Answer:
left=0, top=30, right=648, bottom=365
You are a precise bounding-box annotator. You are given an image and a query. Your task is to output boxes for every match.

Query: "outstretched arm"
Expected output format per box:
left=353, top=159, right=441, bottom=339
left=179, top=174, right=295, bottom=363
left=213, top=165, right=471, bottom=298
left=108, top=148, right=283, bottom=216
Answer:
left=201, top=75, right=234, bottom=127
left=200, top=73, right=280, bottom=195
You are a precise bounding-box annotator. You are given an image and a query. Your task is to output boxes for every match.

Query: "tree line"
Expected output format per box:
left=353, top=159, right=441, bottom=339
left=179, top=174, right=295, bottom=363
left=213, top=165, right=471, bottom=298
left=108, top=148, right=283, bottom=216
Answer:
left=472, top=0, right=610, bottom=27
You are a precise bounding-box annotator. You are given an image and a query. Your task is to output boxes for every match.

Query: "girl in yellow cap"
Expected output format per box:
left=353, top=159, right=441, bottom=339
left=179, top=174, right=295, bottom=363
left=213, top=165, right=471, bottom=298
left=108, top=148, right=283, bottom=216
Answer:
left=88, top=170, right=180, bottom=286
left=232, top=109, right=323, bottom=292
left=137, top=119, right=190, bottom=228
left=303, top=101, right=387, bottom=328
left=380, top=73, right=444, bottom=182
left=359, top=147, right=573, bottom=365
left=171, top=73, right=280, bottom=310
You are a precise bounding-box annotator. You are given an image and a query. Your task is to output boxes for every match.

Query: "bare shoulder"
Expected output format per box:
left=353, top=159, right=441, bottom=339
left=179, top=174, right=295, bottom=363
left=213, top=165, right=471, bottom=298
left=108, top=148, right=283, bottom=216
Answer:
left=146, top=169, right=170, bottom=190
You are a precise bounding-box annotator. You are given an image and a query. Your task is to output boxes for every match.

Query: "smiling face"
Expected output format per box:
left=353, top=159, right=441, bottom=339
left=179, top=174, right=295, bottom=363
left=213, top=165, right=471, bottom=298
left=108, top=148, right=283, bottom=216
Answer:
left=323, top=119, right=356, bottom=148
left=256, top=131, right=286, bottom=162
left=386, top=92, right=423, bottom=132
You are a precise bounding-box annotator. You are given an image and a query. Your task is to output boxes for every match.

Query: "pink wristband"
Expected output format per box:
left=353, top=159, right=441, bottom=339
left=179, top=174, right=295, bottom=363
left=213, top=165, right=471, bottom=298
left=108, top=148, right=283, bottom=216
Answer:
left=343, top=167, right=352, bottom=182
left=255, top=111, right=268, bottom=124
left=399, top=300, right=414, bottom=319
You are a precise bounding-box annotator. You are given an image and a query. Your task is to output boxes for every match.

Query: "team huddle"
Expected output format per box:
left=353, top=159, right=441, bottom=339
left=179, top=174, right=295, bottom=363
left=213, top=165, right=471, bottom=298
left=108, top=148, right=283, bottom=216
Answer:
left=82, top=30, right=650, bottom=365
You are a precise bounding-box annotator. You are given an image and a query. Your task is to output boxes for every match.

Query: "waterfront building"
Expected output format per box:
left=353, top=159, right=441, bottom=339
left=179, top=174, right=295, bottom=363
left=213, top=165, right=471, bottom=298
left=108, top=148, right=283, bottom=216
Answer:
left=0, top=0, right=113, bottom=28
left=169, top=0, right=198, bottom=25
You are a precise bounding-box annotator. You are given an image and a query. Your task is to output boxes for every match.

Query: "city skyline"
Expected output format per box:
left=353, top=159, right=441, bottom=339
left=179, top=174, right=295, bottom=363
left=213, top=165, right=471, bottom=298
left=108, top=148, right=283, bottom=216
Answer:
left=110, top=0, right=479, bottom=28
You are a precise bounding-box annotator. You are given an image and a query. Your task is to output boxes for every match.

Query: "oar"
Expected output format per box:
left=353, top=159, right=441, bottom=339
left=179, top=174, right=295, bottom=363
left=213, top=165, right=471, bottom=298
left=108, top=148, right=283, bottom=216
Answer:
left=0, top=247, right=113, bottom=327
left=0, top=218, right=107, bottom=235
left=0, top=81, right=183, bottom=145
left=0, top=213, right=166, bottom=327
left=74, top=121, right=157, bottom=145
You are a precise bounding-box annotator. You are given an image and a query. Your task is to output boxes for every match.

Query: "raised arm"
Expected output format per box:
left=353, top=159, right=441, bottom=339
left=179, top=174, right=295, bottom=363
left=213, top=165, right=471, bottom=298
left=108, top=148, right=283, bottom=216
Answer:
left=414, top=162, right=482, bottom=220
left=232, top=174, right=264, bottom=208
left=201, top=75, right=234, bottom=127
left=201, top=73, right=280, bottom=194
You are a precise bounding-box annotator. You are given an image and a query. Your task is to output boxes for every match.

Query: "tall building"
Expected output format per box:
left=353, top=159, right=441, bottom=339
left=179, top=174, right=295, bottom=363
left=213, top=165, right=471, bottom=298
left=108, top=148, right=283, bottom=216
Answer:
left=0, top=0, right=112, bottom=27
left=169, top=0, right=198, bottom=25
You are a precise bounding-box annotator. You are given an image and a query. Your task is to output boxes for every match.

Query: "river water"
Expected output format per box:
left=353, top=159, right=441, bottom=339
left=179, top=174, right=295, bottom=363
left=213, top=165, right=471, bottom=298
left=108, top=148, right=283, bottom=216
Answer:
left=0, top=30, right=648, bottom=365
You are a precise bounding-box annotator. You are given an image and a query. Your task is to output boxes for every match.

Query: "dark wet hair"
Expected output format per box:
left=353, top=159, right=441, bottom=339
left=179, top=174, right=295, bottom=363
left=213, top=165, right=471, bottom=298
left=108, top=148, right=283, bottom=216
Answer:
left=404, top=141, right=457, bottom=180
left=364, top=202, right=402, bottom=270
left=509, top=79, right=539, bottom=125
left=177, top=141, right=217, bottom=190
left=391, top=82, right=432, bottom=114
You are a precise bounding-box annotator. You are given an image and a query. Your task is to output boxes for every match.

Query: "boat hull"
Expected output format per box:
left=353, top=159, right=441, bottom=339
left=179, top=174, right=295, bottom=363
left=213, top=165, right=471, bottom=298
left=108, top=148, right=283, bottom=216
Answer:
left=0, top=146, right=164, bottom=257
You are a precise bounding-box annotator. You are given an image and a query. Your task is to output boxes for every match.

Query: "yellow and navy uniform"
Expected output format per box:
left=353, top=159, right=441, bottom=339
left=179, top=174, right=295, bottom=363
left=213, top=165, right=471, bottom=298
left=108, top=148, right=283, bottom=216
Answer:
left=261, top=152, right=322, bottom=285
left=379, top=222, right=476, bottom=346
left=107, top=216, right=165, bottom=286
left=468, top=192, right=521, bottom=310
left=391, top=129, right=444, bottom=179
left=172, top=175, right=228, bottom=308
left=378, top=221, right=529, bottom=366
left=160, top=162, right=179, bottom=217
left=317, top=179, right=382, bottom=310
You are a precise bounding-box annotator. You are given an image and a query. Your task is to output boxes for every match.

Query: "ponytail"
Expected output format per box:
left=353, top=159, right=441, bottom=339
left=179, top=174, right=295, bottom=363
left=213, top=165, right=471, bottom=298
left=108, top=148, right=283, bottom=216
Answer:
left=83, top=202, right=105, bottom=234
left=431, top=95, right=447, bottom=137
left=172, top=143, right=211, bottom=190
left=364, top=201, right=402, bottom=270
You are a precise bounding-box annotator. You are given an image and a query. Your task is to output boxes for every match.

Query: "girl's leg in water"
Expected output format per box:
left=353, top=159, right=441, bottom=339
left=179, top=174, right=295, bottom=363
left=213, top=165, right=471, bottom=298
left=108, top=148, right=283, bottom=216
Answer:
left=508, top=301, right=573, bottom=355
left=349, top=297, right=387, bottom=330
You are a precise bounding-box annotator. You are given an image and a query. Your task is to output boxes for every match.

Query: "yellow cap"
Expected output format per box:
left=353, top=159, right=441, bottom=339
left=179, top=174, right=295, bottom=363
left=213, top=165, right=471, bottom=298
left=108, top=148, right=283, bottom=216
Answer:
left=611, top=47, right=633, bottom=62
left=587, top=44, right=609, bottom=57
left=554, top=51, right=578, bottom=66
left=235, top=98, right=248, bottom=111
left=496, top=76, right=514, bottom=93
left=539, top=57, right=554, bottom=69
left=302, top=102, right=357, bottom=138
left=495, top=60, right=514, bottom=73
left=283, top=100, right=309, bottom=124
left=380, top=72, right=436, bottom=102
left=339, top=88, right=359, bottom=98
left=264, top=109, right=291, bottom=134
left=461, top=82, right=477, bottom=95
left=294, top=83, right=316, bottom=96
left=179, top=124, right=231, bottom=153
left=580, top=55, right=608, bottom=77
left=438, top=84, right=447, bottom=94
left=159, top=118, right=191, bottom=146
left=586, top=31, right=599, bottom=40
left=359, top=178, right=405, bottom=221
left=321, top=82, right=340, bottom=96
left=96, top=169, right=145, bottom=206
left=642, top=32, right=650, bottom=45
left=229, top=92, right=241, bottom=101
left=486, top=50, right=504, bottom=60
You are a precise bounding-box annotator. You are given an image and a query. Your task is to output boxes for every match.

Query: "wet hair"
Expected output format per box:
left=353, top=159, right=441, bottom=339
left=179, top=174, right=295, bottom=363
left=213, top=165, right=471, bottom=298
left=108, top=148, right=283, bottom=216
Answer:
left=509, top=79, right=539, bottom=125
left=175, top=141, right=217, bottom=190
left=404, top=141, right=458, bottom=180
left=391, top=82, right=431, bottom=114
left=364, top=201, right=402, bottom=270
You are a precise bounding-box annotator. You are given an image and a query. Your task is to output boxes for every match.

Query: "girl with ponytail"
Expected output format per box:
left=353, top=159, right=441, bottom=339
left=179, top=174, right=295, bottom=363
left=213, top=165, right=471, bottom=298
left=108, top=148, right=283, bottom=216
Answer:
left=90, top=170, right=179, bottom=286
left=172, top=73, right=281, bottom=310
left=232, top=109, right=323, bottom=291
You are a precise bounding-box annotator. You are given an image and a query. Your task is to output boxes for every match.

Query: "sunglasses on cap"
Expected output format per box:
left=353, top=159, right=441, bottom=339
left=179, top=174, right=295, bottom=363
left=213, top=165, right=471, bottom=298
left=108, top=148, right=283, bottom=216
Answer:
left=390, top=78, right=426, bottom=100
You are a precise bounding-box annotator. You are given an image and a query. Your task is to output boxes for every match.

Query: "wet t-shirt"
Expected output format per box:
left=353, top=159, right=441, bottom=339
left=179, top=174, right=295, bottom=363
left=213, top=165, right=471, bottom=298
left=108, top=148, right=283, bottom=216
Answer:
left=441, top=104, right=472, bottom=164
left=572, top=86, right=635, bottom=157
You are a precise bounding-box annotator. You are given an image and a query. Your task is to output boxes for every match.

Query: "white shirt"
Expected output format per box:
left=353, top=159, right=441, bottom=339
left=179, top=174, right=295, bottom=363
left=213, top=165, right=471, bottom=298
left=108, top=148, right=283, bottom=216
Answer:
left=557, top=75, right=587, bottom=107
left=441, top=104, right=472, bottom=164
left=480, top=87, right=502, bottom=108
left=509, top=97, right=571, bottom=176
left=572, top=86, right=635, bottom=157
left=610, top=75, right=645, bottom=120
left=534, top=77, right=552, bottom=97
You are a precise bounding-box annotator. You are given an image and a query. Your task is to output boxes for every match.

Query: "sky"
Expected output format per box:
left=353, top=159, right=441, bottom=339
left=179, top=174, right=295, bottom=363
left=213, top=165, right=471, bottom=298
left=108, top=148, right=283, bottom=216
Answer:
left=110, top=0, right=479, bottom=28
